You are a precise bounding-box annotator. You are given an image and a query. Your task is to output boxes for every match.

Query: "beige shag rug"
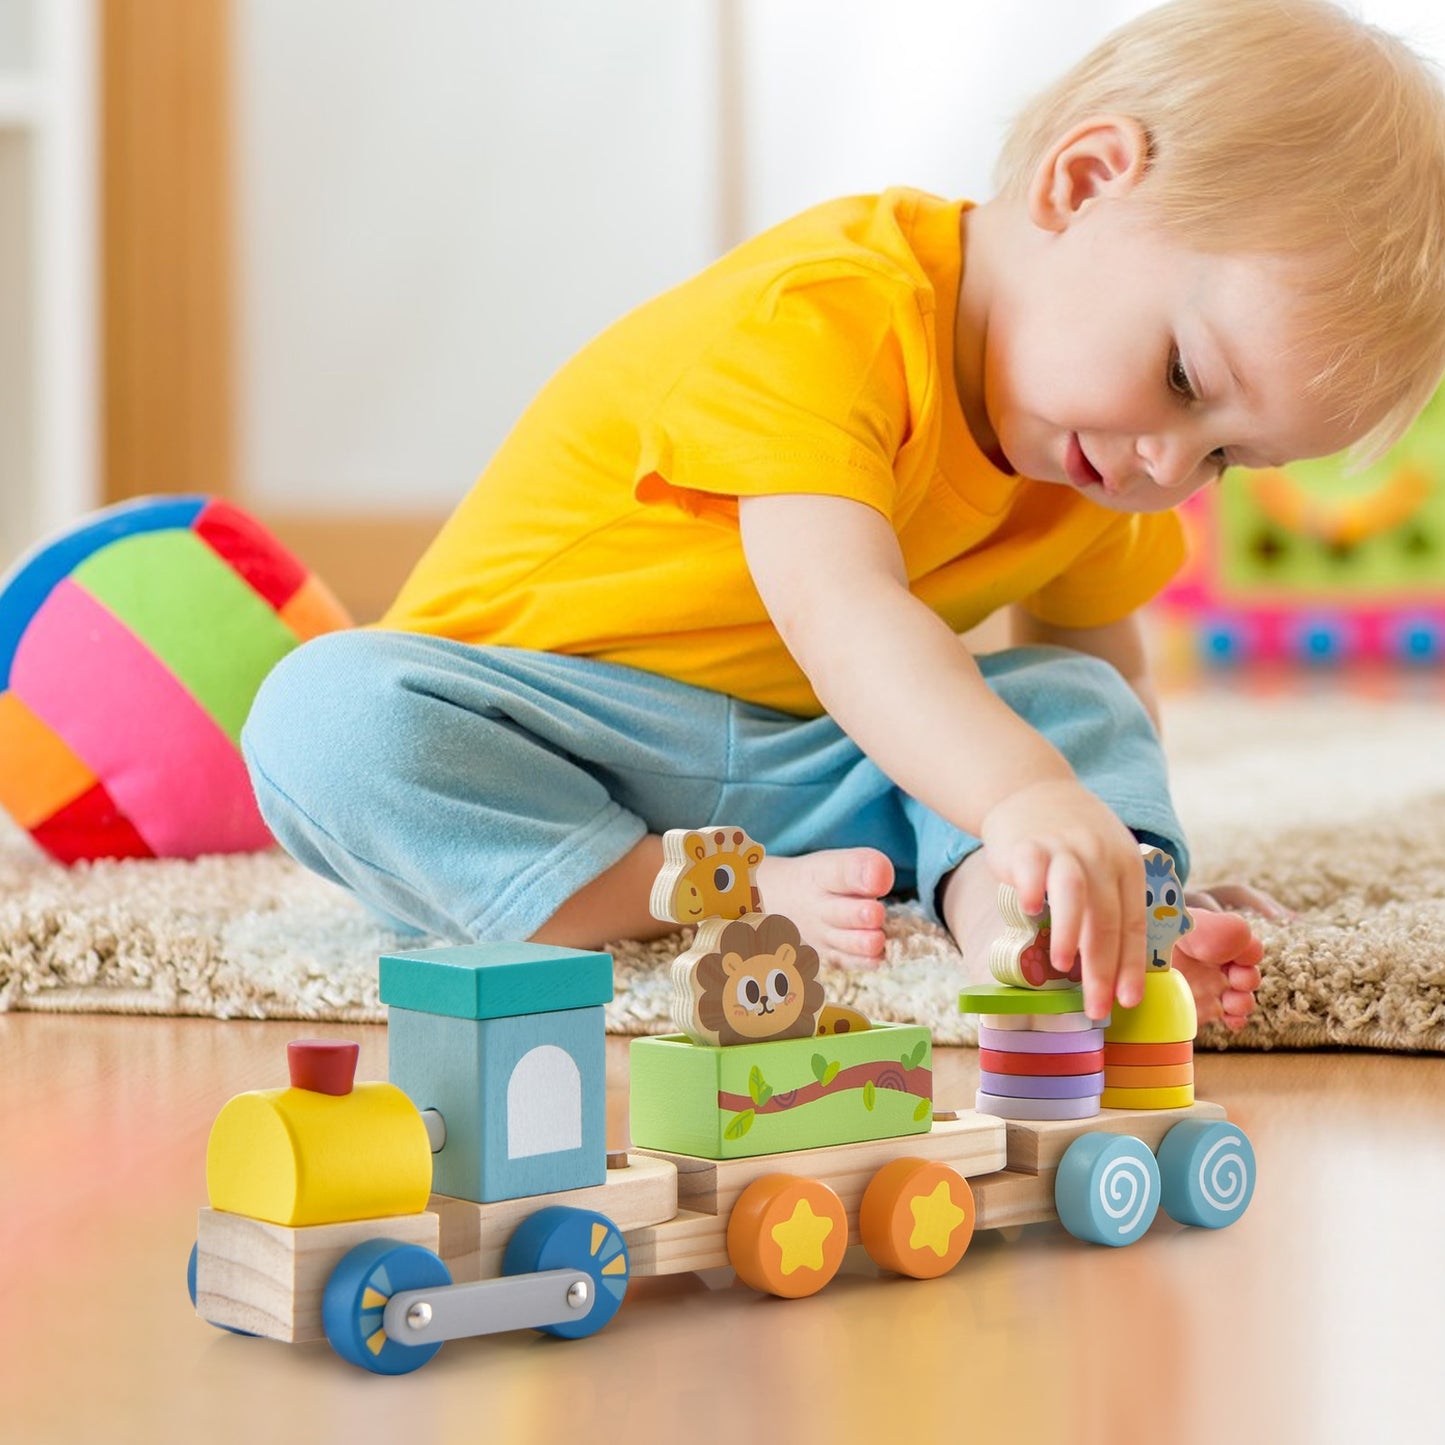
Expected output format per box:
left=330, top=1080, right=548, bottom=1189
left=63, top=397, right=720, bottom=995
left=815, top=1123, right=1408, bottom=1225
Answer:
left=3, top=686, right=1444, bottom=1051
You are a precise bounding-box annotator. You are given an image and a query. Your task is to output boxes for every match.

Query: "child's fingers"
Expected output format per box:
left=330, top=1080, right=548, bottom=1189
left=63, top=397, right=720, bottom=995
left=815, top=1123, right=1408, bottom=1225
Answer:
left=1041, top=850, right=1090, bottom=987
left=1114, top=867, right=1148, bottom=1009
left=1002, top=841, right=1050, bottom=916
left=1076, top=875, right=1122, bottom=1017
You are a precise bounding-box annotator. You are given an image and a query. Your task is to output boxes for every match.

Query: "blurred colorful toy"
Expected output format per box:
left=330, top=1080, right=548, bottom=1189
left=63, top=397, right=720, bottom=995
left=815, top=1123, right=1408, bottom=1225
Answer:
left=1155, top=386, right=1445, bottom=666
left=0, top=494, right=350, bottom=861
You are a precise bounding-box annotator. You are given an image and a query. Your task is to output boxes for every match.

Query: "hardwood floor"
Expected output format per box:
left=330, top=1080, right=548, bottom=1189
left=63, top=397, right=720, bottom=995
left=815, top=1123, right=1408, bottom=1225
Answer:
left=3, top=1012, right=1442, bottom=1443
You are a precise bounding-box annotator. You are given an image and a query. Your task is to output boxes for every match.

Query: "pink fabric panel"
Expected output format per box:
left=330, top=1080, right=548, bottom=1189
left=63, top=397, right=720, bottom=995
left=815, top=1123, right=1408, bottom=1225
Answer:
left=10, top=580, right=273, bottom=857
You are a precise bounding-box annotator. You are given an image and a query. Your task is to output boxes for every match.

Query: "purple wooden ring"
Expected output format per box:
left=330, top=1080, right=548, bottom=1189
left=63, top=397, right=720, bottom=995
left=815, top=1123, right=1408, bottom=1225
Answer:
left=977, top=1025, right=1105, bottom=1054
left=978, top=1069, right=1105, bottom=1099
left=975, top=1089, right=1102, bottom=1121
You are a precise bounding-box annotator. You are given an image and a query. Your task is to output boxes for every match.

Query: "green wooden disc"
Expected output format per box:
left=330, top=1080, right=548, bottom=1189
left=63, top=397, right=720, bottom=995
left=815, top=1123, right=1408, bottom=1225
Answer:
left=959, top=982, right=1089, bottom=1016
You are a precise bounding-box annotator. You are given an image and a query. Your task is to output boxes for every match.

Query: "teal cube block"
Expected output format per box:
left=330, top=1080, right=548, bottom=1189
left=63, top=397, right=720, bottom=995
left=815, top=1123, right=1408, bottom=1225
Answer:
left=380, top=941, right=613, bottom=1020
left=389, top=1003, right=607, bottom=1204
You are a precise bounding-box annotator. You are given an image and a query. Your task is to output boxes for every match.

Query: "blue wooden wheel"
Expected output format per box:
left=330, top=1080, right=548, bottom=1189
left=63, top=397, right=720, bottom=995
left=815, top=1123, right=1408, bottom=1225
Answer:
left=322, top=1238, right=452, bottom=1375
left=186, top=1242, right=256, bottom=1336
left=502, top=1206, right=629, bottom=1340
left=1158, top=1120, right=1257, bottom=1228
left=1055, top=1133, right=1160, bottom=1247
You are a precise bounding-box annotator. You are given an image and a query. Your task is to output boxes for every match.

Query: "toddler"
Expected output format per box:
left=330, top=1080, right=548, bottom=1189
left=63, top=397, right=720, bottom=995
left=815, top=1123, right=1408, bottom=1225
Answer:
left=244, top=0, right=1445, bottom=1029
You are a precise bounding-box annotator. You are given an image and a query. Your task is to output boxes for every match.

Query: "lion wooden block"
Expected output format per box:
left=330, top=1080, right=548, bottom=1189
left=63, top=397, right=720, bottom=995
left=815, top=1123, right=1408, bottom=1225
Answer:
left=670, top=913, right=826, bottom=1047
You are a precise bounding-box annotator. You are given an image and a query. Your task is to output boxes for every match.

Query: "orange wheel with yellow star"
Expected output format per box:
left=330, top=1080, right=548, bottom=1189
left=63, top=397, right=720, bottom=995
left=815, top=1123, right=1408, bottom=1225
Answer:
left=858, top=1158, right=976, bottom=1279
left=726, top=1173, right=848, bottom=1298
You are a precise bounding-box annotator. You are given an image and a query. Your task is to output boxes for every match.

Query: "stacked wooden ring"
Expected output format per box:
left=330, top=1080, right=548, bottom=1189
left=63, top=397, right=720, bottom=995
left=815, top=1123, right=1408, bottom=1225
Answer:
left=1100, top=1039, right=1194, bottom=1108
left=975, top=1009, right=1107, bottom=1120
left=1100, top=968, right=1196, bottom=1109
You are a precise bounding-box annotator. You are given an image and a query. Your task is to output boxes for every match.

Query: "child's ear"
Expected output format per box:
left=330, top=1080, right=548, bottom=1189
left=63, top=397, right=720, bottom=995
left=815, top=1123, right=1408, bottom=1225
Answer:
left=1028, top=115, right=1150, bottom=232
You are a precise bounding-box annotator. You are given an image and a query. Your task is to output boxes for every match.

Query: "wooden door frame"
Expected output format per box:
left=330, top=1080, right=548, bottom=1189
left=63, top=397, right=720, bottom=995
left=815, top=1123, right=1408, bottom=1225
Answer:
left=101, top=0, right=234, bottom=504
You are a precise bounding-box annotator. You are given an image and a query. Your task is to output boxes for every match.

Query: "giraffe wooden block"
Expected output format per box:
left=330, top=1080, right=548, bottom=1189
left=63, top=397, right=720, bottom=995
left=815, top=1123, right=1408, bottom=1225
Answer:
left=649, top=826, right=765, bottom=926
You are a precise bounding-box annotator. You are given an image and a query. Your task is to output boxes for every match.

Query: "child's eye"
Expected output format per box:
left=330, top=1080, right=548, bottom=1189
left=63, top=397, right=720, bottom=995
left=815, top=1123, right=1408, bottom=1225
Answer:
left=1167, top=349, right=1197, bottom=401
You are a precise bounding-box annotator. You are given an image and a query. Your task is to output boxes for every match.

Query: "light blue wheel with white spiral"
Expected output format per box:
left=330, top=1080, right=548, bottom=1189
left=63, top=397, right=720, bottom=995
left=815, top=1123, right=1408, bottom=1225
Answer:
left=322, top=1238, right=452, bottom=1375
left=1158, top=1120, right=1256, bottom=1228
left=1055, top=1133, right=1160, bottom=1247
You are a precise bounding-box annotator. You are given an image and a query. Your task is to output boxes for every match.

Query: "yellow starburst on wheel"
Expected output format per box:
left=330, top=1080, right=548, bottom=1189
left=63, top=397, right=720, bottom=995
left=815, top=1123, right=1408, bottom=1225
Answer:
left=909, top=1179, right=968, bottom=1258
left=770, top=1197, right=837, bottom=1275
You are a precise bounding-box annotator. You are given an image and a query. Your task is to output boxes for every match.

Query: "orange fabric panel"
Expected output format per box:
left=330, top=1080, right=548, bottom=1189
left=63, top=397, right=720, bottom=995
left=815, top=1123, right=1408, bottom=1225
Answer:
left=279, top=573, right=352, bottom=642
left=0, top=691, right=96, bottom=828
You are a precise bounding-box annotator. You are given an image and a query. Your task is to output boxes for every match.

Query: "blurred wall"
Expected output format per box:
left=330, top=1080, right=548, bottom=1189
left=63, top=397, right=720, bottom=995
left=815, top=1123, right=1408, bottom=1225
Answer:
left=232, top=0, right=1151, bottom=515
left=228, top=0, right=1445, bottom=559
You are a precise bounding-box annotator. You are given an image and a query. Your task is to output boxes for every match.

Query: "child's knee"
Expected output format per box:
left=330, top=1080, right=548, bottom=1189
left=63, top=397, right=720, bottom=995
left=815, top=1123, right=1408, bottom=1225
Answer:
left=243, top=630, right=392, bottom=806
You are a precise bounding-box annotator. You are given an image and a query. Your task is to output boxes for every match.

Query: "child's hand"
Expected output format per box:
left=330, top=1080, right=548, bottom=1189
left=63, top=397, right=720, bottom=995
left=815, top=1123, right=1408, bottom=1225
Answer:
left=980, top=778, right=1147, bottom=1021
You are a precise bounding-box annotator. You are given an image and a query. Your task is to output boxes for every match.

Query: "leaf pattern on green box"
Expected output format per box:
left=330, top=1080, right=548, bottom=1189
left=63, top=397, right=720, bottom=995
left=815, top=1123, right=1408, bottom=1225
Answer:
left=724, top=1109, right=755, bottom=1139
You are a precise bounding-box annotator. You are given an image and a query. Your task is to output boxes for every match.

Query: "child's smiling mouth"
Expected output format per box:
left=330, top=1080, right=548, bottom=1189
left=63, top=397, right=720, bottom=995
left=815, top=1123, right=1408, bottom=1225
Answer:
left=1064, top=433, right=1107, bottom=491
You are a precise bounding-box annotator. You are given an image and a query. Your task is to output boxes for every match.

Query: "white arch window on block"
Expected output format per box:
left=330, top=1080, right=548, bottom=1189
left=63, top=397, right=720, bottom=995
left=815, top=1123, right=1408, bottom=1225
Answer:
left=507, top=1044, right=584, bottom=1160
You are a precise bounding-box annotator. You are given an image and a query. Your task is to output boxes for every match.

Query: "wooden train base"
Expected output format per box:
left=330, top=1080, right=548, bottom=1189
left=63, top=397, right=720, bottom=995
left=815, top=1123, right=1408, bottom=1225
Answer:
left=190, top=837, right=1255, bottom=1374
left=191, top=1094, right=1252, bottom=1371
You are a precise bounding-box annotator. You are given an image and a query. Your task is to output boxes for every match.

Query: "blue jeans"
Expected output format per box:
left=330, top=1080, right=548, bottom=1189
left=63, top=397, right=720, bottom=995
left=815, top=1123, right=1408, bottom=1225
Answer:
left=241, top=632, right=1187, bottom=943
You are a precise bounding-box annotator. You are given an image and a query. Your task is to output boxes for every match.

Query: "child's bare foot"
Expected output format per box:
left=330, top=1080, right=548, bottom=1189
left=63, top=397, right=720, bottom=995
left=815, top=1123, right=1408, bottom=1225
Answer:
left=1176, top=898, right=1265, bottom=1032
left=755, top=848, right=895, bottom=969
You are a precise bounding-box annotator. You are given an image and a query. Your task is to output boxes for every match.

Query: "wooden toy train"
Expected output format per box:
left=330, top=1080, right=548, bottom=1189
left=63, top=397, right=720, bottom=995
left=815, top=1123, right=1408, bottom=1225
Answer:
left=188, top=828, right=1256, bottom=1374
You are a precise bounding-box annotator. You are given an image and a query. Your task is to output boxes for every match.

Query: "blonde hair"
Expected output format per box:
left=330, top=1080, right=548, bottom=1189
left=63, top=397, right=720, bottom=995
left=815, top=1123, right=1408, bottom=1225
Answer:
left=996, top=0, right=1445, bottom=462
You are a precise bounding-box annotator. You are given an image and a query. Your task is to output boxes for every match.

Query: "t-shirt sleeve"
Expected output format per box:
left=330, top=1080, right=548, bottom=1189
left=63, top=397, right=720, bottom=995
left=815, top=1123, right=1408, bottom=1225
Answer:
left=634, top=270, right=918, bottom=525
left=1019, top=508, right=1187, bottom=628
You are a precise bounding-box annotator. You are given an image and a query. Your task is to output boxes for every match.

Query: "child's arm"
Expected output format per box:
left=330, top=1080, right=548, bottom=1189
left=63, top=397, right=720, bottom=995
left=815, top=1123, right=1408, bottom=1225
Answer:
left=738, top=491, right=1148, bottom=1017
left=1010, top=610, right=1295, bottom=932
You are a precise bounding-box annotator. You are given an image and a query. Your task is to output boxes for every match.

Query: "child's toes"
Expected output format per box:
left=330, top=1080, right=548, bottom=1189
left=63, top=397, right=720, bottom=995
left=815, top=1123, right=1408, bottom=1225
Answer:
left=1182, top=908, right=1257, bottom=965
left=820, top=925, right=886, bottom=970
left=1225, top=960, right=1262, bottom=994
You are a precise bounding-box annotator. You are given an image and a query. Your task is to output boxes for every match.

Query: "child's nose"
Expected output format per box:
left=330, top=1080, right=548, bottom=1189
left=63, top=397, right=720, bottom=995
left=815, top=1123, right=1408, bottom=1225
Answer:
left=1137, top=433, right=1213, bottom=490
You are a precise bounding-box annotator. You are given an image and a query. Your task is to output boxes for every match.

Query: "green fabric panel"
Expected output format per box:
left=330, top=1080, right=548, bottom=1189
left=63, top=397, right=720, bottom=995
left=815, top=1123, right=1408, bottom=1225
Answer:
left=72, top=530, right=295, bottom=744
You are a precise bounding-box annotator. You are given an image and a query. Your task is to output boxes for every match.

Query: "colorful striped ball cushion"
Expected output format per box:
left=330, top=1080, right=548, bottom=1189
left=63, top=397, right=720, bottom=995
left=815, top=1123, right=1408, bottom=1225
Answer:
left=0, top=495, right=351, bottom=862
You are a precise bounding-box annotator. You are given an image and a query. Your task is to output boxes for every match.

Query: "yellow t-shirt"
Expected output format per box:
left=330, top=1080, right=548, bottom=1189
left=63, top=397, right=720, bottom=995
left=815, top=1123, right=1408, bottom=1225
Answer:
left=382, top=189, right=1185, bottom=716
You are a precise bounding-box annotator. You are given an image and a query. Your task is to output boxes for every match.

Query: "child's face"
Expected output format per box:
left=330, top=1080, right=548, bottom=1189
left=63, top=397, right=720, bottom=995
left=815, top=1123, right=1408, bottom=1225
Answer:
left=980, top=191, right=1355, bottom=513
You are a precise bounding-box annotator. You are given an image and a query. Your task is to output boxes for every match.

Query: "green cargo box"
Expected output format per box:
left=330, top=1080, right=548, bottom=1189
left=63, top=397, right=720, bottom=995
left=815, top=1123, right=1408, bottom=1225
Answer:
left=629, top=1023, right=932, bottom=1160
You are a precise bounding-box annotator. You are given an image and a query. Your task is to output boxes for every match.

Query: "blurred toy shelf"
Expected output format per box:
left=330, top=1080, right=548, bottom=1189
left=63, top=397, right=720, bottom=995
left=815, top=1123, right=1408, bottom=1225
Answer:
left=0, top=0, right=98, bottom=574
